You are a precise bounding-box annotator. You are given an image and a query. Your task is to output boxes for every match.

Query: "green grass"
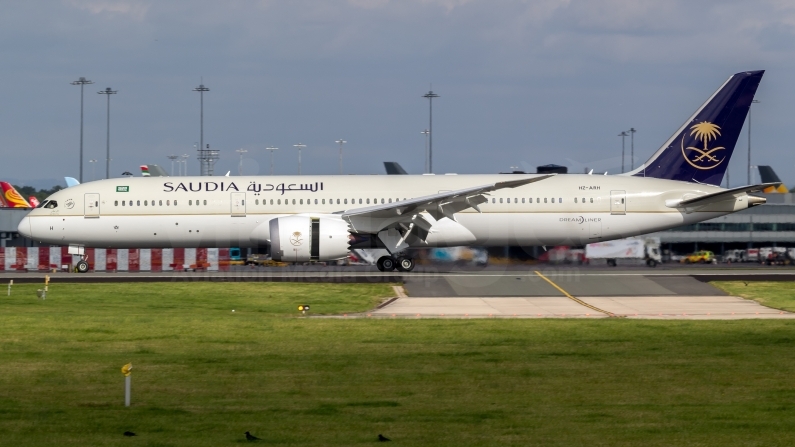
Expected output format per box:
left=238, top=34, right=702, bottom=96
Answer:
left=713, top=281, right=795, bottom=312
left=2, top=282, right=795, bottom=446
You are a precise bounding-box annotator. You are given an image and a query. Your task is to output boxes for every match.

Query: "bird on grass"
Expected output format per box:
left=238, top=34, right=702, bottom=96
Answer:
left=744, top=281, right=749, bottom=286
left=123, top=431, right=136, bottom=437
left=378, top=434, right=391, bottom=442
left=245, top=431, right=261, bottom=441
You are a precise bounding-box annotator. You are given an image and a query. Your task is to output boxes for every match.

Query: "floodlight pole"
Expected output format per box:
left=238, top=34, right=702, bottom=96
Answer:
left=629, top=128, right=636, bottom=170
left=748, top=99, right=759, bottom=185
left=236, top=148, right=247, bottom=176
left=335, top=139, right=346, bottom=174
left=97, top=87, right=117, bottom=179
left=421, top=129, right=430, bottom=173
left=167, top=155, right=179, bottom=176
left=618, top=131, right=628, bottom=173
left=181, top=154, right=189, bottom=176
left=71, top=77, right=94, bottom=183
left=193, top=81, right=210, bottom=175
left=293, top=143, right=306, bottom=174
left=423, top=89, right=439, bottom=173
left=265, top=146, right=278, bottom=175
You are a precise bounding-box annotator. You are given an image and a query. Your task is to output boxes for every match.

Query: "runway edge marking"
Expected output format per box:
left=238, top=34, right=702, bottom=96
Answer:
left=533, top=270, right=617, bottom=317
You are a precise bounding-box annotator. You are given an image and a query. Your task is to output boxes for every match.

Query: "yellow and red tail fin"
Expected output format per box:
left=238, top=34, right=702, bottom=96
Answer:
left=0, top=182, right=32, bottom=208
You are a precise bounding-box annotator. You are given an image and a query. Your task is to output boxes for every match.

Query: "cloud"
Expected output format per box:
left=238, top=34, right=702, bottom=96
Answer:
left=65, top=0, right=150, bottom=19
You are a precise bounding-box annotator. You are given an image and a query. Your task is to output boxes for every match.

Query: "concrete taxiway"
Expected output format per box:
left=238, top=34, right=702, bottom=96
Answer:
left=2, top=266, right=793, bottom=319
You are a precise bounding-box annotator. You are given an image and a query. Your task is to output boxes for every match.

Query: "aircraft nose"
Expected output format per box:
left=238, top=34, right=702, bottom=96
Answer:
left=18, top=215, right=32, bottom=239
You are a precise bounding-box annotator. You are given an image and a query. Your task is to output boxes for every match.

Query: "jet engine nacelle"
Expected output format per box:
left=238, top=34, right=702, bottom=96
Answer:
left=269, top=215, right=351, bottom=262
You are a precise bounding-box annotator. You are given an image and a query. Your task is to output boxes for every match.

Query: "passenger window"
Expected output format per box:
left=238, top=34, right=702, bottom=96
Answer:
left=575, top=198, right=578, bottom=203
left=359, top=199, right=362, bottom=204
left=136, top=200, right=139, bottom=206
left=366, top=198, right=370, bottom=204
left=492, top=198, right=495, bottom=203
left=270, top=199, right=273, bottom=205
left=167, top=200, right=171, bottom=206
left=544, top=198, right=547, bottom=203
left=255, top=199, right=259, bottom=205
left=499, top=198, right=503, bottom=204
left=144, top=200, right=147, bottom=206
left=204, top=200, right=208, bottom=205
left=536, top=198, right=540, bottom=203
left=159, top=200, right=163, bottom=206
left=277, top=199, right=281, bottom=205
left=114, top=201, right=118, bottom=206
left=122, top=201, right=125, bottom=206
left=292, top=199, right=296, bottom=205
left=522, top=198, right=525, bottom=203
left=559, top=198, right=563, bottom=203
left=189, top=200, right=193, bottom=205
left=174, top=200, right=177, bottom=206
left=315, top=199, right=318, bottom=205
left=129, top=201, right=133, bottom=206
left=300, top=199, right=304, bottom=205
left=590, top=198, right=593, bottom=203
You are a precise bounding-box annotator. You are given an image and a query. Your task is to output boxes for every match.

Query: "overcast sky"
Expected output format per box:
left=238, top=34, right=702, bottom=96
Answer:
left=2, top=0, right=794, bottom=188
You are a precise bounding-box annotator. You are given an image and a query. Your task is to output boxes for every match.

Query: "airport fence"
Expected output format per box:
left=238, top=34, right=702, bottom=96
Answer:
left=0, top=247, right=231, bottom=272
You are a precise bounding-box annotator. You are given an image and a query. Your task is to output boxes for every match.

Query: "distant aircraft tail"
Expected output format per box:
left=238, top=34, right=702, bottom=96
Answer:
left=141, top=164, right=168, bottom=177
left=0, top=182, right=32, bottom=208
left=28, top=196, right=40, bottom=207
left=757, top=166, right=789, bottom=193
left=384, top=162, right=408, bottom=175
left=628, top=70, right=764, bottom=186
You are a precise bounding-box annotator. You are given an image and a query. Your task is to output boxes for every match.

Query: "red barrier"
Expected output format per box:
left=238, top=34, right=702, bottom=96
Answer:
left=107, top=248, right=117, bottom=272
left=219, top=248, right=230, bottom=272
left=14, top=247, right=26, bottom=271
left=172, top=248, right=185, bottom=270
left=129, top=249, right=140, bottom=272
left=38, top=248, right=49, bottom=271
left=151, top=249, right=162, bottom=272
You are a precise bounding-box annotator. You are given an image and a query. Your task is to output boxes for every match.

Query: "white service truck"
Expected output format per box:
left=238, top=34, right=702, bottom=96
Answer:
left=586, top=237, right=663, bottom=267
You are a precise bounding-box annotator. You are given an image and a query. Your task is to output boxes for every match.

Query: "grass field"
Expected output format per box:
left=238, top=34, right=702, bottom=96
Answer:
left=713, top=281, right=795, bottom=312
left=2, top=282, right=795, bottom=446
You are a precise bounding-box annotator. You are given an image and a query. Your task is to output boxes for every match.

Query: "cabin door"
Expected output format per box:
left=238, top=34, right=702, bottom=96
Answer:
left=610, top=190, right=626, bottom=215
left=84, top=193, right=100, bottom=218
left=231, top=192, right=246, bottom=217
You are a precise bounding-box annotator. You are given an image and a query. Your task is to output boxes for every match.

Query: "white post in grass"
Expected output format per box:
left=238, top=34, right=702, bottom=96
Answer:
left=121, top=363, right=132, bottom=406
left=7, top=280, right=12, bottom=296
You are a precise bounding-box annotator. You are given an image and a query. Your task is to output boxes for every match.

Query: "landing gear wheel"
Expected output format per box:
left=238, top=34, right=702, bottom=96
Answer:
left=377, top=256, right=396, bottom=272
left=396, top=257, right=415, bottom=272
left=76, top=260, right=90, bottom=273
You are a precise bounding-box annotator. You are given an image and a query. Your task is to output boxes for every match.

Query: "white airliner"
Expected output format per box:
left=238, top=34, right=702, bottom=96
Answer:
left=20, top=71, right=771, bottom=273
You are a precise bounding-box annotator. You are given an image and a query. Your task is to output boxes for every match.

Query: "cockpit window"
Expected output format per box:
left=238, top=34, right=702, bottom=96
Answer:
left=37, top=200, right=49, bottom=208
left=44, top=200, right=58, bottom=209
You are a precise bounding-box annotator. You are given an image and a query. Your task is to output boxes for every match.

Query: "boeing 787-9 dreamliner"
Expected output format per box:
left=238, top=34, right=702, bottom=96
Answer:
left=20, top=71, right=771, bottom=273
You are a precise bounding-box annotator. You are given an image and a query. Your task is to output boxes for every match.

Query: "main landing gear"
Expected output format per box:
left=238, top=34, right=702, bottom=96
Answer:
left=376, top=255, right=415, bottom=272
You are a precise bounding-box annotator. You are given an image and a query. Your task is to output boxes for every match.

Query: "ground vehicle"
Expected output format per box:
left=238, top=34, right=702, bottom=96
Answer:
left=586, top=237, right=662, bottom=267
left=724, top=249, right=747, bottom=263
left=229, top=247, right=245, bottom=265
left=760, top=247, right=795, bottom=265
left=681, top=250, right=716, bottom=264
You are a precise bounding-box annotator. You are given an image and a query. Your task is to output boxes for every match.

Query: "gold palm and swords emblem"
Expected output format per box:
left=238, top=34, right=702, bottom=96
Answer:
left=681, top=121, right=725, bottom=170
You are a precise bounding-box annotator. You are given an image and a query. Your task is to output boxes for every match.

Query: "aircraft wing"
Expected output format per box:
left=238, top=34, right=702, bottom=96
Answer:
left=341, top=175, right=554, bottom=238
left=667, top=183, right=775, bottom=209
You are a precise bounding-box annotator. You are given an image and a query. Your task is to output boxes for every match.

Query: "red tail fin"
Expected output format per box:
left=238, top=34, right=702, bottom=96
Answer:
left=0, top=182, right=32, bottom=208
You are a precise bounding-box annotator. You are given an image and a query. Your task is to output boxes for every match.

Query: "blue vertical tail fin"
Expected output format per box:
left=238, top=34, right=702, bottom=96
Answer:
left=629, top=70, right=764, bottom=185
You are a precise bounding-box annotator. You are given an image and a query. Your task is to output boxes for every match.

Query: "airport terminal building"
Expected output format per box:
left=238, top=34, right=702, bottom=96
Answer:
left=647, top=193, right=795, bottom=255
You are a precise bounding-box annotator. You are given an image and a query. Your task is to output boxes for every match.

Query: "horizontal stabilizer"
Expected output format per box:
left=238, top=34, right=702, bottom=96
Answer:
left=666, top=183, right=775, bottom=208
